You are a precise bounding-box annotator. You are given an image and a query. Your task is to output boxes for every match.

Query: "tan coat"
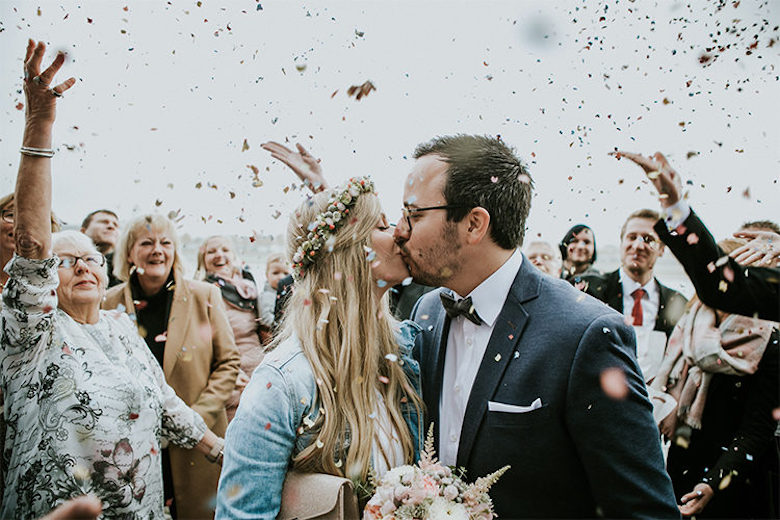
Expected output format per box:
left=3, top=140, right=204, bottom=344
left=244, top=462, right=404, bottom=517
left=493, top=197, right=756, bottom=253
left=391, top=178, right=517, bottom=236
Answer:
left=103, top=272, right=240, bottom=519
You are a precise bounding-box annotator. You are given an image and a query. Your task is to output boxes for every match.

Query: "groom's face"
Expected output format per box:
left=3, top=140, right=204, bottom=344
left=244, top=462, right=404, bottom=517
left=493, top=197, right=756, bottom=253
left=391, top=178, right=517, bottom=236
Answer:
left=393, top=154, right=464, bottom=287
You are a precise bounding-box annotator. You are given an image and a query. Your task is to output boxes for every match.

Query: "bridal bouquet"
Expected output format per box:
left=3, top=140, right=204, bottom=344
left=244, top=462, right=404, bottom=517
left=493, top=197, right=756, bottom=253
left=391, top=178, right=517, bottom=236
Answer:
left=363, top=427, right=509, bottom=520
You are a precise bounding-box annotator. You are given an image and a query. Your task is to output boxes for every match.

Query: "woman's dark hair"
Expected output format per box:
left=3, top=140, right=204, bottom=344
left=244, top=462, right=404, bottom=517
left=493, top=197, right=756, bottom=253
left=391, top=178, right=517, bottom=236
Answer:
left=559, top=224, right=597, bottom=264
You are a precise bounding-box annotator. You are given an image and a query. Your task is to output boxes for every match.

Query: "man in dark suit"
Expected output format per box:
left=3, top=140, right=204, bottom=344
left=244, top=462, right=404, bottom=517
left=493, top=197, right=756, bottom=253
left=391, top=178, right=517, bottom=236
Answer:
left=615, top=150, right=779, bottom=323
left=394, top=135, right=679, bottom=518
left=579, top=209, right=687, bottom=338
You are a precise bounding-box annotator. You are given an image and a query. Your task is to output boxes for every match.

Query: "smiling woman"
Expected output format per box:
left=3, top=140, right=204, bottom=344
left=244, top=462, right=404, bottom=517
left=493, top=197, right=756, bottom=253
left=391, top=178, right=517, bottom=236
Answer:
left=104, top=214, right=240, bottom=519
left=0, top=39, right=226, bottom=520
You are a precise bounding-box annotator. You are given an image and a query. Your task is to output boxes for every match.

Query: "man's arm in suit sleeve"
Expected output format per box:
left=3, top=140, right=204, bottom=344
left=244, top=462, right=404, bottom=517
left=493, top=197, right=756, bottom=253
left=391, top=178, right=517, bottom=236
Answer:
left=566, top=312, right=680, bottom=519
left=654, top=209, right=780, bottom=321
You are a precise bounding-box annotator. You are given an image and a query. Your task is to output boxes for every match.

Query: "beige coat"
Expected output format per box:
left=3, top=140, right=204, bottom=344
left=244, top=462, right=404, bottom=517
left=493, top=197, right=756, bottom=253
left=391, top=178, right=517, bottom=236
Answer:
left=104, top=273, right=240, bottom=519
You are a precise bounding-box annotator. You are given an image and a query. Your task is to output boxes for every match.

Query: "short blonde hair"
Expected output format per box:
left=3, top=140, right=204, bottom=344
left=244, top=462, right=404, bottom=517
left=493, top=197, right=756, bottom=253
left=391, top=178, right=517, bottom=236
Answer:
left=264, top=252, right=287, bottom=272
left=113, top=214, right=184, bottom=282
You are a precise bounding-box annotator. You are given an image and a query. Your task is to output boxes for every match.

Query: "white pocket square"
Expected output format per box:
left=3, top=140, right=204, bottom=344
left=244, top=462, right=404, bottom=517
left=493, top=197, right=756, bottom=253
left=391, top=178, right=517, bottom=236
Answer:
left=488, top=398, right=542, bottom=413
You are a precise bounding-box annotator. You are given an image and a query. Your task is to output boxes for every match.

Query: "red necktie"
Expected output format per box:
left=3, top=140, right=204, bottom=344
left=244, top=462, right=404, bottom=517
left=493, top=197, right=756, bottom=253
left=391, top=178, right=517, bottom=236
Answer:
left=631, top=288, right=646, bottom=326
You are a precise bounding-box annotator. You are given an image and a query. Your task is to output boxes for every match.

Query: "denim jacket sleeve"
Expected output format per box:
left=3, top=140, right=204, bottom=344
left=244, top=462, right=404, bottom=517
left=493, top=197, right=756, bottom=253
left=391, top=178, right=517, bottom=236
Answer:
left=216, top=342, right=312, bottom=519
left=397, top=320, right=424, bottom=461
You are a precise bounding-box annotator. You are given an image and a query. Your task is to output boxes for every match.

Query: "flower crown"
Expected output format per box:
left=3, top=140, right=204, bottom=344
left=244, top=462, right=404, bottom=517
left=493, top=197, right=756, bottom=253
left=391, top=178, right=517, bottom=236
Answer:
left=292, top=177, right=375, bottom=277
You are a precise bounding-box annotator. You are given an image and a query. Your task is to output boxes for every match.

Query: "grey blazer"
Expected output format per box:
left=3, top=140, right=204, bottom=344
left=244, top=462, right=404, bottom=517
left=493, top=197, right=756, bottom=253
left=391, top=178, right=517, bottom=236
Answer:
left=411, top=256, right=680, bottom=519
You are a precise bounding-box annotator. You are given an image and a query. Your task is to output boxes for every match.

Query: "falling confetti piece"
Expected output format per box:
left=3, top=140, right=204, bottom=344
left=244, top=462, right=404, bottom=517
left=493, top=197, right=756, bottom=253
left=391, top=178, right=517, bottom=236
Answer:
left=385, top=353, right=398, bottom=362
left=719, top=472, right=733, bottom=490
left=401, top=277, right=413, bottom=286
left=154, top=332, right=167, bottom=343
left=494, top=354, right=501, bottom=362
left=266, top=382, right=272, bottom=389
left=718, top=280, right=729, bottom=292
left=602, top=327, right=611, bottom=334
left=346, top=80, right=376, bottom=101
left=600, top=367, right=628, bottom=400
left=378, top=375, right=390, bottom=384
left=686, top=234, right=700, bottom=245
left=242, top=138, right=250, bottom=151
left=316, top=439, right=324, bottom=448
left=264, top=422, right=271, bottom=430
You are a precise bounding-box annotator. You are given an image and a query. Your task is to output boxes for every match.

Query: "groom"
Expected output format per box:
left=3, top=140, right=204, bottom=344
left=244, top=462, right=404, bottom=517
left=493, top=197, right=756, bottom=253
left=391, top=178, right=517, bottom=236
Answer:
left=394, top=135, right=679, bottom=518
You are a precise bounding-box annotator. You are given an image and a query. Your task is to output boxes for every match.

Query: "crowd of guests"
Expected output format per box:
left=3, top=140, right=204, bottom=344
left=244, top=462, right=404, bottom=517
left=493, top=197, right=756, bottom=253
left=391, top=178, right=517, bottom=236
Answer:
left=1, top=40, right=778, bottom=520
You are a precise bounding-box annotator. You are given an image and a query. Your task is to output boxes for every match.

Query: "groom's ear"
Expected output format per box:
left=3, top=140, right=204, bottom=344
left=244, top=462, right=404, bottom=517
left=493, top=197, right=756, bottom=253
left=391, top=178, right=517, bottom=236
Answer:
left=463, top=207, right=491, bottom=245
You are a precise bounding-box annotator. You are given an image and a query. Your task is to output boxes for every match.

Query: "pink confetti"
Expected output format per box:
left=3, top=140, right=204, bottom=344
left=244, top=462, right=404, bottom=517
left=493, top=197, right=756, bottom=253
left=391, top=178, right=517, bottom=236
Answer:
left=600, top=367, right=628, bottom=400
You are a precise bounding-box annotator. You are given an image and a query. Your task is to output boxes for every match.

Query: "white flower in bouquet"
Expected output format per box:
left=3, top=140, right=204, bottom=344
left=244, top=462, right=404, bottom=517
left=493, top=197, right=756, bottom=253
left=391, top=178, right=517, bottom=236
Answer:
left=363, top=425, right=509, bottom=520
left=428, top=497, right=470, bottom=520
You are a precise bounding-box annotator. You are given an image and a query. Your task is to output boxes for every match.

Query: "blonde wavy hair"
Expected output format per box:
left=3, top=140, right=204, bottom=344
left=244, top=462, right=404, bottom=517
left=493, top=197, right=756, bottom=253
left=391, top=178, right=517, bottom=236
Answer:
left=113, top=214, right=185, bottom=282
left=276, top=187, right=423, bottom=481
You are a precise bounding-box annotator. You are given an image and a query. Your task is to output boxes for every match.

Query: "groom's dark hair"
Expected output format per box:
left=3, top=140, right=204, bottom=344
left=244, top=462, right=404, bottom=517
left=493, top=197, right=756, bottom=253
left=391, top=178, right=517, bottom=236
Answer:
left=413, top=134, right=533, bottom=250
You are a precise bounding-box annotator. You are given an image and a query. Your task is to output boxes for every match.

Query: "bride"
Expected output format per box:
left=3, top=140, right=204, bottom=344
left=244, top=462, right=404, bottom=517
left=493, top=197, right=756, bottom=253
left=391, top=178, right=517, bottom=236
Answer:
left=216, top=177, right=424, bottom=517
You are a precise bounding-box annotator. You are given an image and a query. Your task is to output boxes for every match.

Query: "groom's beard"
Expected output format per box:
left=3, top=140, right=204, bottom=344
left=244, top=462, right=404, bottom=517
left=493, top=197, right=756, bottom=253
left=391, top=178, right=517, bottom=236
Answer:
left=400, top=222, right=462, bottom=287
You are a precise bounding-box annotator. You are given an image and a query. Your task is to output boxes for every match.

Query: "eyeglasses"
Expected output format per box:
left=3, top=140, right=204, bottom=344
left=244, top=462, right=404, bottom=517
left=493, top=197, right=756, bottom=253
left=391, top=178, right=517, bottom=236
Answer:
left=1, top=209, right=13, bottom=223
left=401, top=205, right=468, bottom=232
left=58, top=254, right=106, bottom=269
left=624, top=234, right=659, bottom=246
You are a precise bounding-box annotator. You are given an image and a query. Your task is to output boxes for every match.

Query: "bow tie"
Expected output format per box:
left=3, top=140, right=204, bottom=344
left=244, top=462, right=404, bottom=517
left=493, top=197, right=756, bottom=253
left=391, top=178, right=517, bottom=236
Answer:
left=439, top=292, right=483, bottom=326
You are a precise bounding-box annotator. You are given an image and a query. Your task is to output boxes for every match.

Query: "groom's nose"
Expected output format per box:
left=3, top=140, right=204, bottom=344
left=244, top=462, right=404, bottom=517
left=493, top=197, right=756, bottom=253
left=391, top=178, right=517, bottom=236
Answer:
left=393, top=217, right=409, bottom=245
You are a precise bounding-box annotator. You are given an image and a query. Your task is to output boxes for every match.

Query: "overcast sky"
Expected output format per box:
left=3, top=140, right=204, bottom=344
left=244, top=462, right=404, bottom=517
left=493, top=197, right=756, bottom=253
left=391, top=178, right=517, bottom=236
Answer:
left=1, top=0, right=778, bottom=248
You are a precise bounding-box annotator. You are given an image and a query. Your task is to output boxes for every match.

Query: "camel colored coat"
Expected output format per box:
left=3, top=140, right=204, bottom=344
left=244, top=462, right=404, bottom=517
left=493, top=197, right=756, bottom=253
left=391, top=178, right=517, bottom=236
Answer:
left=104, top=273, right=240, bottom=519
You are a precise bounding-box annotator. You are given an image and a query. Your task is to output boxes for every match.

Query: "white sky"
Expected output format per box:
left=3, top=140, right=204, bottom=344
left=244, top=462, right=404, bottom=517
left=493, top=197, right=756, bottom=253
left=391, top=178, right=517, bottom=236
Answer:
left=1, top=0, right=778, bottom=248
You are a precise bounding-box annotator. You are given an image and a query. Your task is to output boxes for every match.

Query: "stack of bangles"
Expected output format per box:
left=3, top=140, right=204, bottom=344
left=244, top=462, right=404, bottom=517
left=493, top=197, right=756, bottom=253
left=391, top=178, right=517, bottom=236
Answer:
left=20, top=146, right=55, bottom=158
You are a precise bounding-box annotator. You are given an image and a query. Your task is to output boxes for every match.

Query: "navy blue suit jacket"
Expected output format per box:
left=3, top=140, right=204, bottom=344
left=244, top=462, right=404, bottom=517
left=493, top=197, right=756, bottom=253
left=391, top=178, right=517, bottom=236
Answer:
left=411, top=256, right=679, bottom=518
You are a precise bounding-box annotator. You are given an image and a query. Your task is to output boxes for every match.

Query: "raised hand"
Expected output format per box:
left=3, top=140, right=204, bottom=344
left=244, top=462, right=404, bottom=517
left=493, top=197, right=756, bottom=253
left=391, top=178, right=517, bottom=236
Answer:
left=23, top=39, right=76, bottom=127
left=610, top=151, right=683, bottom=208
left=731, top=229, right=780, bottom=267
left=261, top=141, right=328, bottom=193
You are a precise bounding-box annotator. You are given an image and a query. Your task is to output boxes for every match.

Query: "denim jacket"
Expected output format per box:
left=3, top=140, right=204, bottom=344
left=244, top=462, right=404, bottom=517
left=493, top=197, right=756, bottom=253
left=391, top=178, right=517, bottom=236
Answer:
left=215, top=320, right=423, bottom=519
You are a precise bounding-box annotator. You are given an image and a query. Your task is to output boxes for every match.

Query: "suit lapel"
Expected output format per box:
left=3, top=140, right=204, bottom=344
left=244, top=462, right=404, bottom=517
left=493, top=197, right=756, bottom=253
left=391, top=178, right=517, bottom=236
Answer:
left=455, top=259, right=540, bottom=468
left=163, top=276, right=192, bottom=378
left=427, top=297, right=450, bottom=453
left=606, top=269, right=623, bottom=313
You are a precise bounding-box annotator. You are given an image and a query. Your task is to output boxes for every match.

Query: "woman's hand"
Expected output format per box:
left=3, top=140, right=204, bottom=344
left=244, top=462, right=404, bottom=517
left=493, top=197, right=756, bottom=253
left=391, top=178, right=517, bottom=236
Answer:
left=23, top=39, right=76, bottom=129
left=235, top=370, right=250, bottom=390
left=679, top=483, right=714, bottom=516
left=261, top=141, right=329, bottom=193
left=658, top=410, right=677, bottom=440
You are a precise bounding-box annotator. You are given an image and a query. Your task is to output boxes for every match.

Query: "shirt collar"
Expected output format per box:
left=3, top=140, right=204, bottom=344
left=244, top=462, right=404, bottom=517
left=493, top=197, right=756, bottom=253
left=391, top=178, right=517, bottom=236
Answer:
left=619, top=267, right=657, bottom=300
left=451, top=249, right=523, bottom=327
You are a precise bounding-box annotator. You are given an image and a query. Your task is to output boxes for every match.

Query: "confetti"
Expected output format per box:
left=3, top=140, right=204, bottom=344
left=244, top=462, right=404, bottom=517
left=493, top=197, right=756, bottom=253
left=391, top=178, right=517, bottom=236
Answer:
left=600, top=367, right=628, bottom=400
left=494, top=354, right=501, bottom=362
left=385, top=353, right=398, bottom=362
left=346, top=80, right=376, bottom=101
left=264, top=422, right=271, bottom=430
left=378, top=375, right=390, bottom=384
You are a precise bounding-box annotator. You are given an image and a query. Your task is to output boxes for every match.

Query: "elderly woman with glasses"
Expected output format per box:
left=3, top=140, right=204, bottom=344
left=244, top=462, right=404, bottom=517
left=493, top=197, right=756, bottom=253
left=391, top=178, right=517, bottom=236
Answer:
left=0, top=39, right=226, bottom=520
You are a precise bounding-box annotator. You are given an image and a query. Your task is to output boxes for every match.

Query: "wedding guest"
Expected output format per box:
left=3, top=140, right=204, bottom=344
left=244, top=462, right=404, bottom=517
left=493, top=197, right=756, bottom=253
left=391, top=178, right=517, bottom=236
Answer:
left=216, top=177, right=424, bottom=517
left=651, top=238, right=778, bottom=518
left=1, top=39, right=224, bottom=519
left=196, top=235, right=266, bottom=421
left=559, top=224, right=599, bottom=280
left=614, top=150, right=779, bottom=322
left=105, top=217, right=240, bottom=519
left=258, top=252, right=290, bottom=330
left=525, top=240, right=563, bottom=277
left=80, top=209, right=120, bottom=287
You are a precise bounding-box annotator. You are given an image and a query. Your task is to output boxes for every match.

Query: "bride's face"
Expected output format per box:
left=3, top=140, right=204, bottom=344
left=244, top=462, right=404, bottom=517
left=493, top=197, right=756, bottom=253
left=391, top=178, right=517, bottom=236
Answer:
left=370, top=214, right=410, bottom=287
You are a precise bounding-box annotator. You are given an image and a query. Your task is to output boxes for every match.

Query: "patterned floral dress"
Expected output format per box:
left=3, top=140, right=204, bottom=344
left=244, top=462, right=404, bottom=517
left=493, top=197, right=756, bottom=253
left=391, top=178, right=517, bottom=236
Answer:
left=0, top=256, right=208, bottom=520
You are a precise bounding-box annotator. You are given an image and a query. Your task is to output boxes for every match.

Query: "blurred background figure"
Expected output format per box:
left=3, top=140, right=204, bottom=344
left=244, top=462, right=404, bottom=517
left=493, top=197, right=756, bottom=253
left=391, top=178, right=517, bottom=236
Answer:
left=258, top=252, right=290, bottom=331
left=525, top=240, right=563, bottom=277
left=196, top=235, right=268, bottom=422
left=105, top=216, right=239, bottom=519
left=80, top=209, right=120, bottom=287
left=559, top=224, right=598, bottom=281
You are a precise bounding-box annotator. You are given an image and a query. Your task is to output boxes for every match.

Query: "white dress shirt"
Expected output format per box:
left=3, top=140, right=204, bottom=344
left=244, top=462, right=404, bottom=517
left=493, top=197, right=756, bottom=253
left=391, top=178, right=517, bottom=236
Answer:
left=439, top=249, right=523, bottom=466
left=619, top=267, right=660, bottom=331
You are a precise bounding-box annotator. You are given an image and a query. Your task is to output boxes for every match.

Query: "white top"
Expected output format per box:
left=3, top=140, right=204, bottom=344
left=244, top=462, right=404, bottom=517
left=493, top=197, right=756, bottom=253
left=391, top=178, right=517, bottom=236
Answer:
left=619, top=267, right=660, bottom=330
left=371, top=390, right=405, bottom=477
left=439, top=249, right=523, bottom=466
left=0, top=255, right=207, bottom=519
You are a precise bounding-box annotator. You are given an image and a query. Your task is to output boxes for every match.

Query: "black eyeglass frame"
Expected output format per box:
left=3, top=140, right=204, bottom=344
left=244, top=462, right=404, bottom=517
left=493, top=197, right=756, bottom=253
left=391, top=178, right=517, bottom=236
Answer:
left=401, top=204, right=470, bottom=232
left=57, top=254, right=106, bottom=269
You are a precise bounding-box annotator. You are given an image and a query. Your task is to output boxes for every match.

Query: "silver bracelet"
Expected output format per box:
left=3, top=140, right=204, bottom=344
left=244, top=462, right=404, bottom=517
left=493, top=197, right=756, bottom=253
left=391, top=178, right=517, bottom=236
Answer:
left=20, top=146, right=55, bottom=158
